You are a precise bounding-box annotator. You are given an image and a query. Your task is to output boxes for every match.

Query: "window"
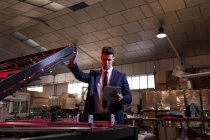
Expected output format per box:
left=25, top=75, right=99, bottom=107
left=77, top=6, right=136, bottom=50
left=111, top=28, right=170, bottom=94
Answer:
left=127, top=76, right=132, bottom=88
left=68, top=74, right=155, bottom=93
left=27, top=86, right=43, bottom=92
left=12, top=101, right=29, bottom=114
left=127, top=74, right=155, bottom=90
left=140, top=75, right=147, bottom=89
left=12, top=101, right=20, bottom=114
left=148, top=75, right=155, bottom=88
left=68, top=82, right=88, bottom=95
left=131, top=76, right=140, bottom=89
left=21, top=101, right=29, bottom=113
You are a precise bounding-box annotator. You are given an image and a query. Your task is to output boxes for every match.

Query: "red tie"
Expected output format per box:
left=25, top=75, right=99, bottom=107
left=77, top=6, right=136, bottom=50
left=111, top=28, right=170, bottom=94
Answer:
left=103, top=71, right=107, bottom=108
left=103, top=71, right=107, bottom=89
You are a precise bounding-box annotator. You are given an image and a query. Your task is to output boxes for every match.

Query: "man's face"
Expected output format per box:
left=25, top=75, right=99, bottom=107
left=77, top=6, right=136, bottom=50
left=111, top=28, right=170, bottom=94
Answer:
left=101, top=54, right=115, bottom=70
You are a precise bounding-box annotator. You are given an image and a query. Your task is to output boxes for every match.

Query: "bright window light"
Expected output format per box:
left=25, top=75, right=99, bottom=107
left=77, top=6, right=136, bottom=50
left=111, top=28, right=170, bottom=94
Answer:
left=78, top=82, right=83, bottom=94
left=131, top=76, right=140, bottom=89
left=148, top=75, right=155, bottom=88
left=68, top=82, right=88, bottom=95
left=127, top=76, right=132, bottom=88
left=83, top=83, right=88, bottom=87
left=68, top=83, right=73, bottom=93
left=27, top=86, right=43, bottom=92
left=140, top=75, right=147, bottom=89
left=68, top=74, right=155, bottom=92
left=72, top=83, right=78, bottom=94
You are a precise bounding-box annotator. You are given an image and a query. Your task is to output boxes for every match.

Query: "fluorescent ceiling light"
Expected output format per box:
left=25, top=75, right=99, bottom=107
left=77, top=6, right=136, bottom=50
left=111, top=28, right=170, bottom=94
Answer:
left=44, top=2, right=65, bottom=11
left=24, top=39, right=40, bottom=47
left=25, top=0, right=51, bottom=6
left=24, top=39, right=47, bottom=52
left=12, top=32, right=47, bottom=52
left=12, top=32, right=27, bottom=41
left=36, top=46, right=47, bottom=51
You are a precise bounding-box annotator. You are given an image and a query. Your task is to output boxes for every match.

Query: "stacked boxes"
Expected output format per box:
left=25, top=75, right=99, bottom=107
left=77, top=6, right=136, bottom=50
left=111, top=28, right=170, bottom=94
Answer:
left=48, top=96, right=59, bottom=106
left=59, top=92, right=76, bottom=109
left=30, top=92, right=49, bottom=107
left=142, top=90, right=186, bottom=115
left=30, top=92, right=77, bottom=109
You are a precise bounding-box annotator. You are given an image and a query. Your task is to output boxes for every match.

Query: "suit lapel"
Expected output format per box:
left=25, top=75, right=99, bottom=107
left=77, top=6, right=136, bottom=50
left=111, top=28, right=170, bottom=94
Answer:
left=94, top=70, right=101, bottom=98
left=95, top=70, right=101, bottom=86
left=110, top=69, right=117, bottom=86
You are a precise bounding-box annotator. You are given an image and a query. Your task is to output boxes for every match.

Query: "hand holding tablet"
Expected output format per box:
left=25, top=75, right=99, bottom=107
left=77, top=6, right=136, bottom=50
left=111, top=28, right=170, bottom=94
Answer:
left=103, top=86, right=123, bottom=102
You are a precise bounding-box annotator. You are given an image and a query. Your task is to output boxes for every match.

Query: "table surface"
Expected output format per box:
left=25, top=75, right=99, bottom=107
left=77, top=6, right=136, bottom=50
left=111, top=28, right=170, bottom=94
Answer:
left=0, top=118, right=129, bottom=133
left=125, top=117, right=210, bottom=121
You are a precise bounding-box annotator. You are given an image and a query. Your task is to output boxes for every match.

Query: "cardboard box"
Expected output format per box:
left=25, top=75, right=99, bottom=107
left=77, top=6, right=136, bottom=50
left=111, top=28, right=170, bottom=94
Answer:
left=155, top=71, right=169, bottom=84
left=201, top=89, right=210, bottom=109
left=159, top=127, right=177, bottom=140
left=59, top=92, right=68, bottom=98
left=59, top=97, right=76, bottom=109
left=31, top=98, right=48, bottom=107
left=31, top=92, right=49, bottom=98
left=155, top=83, right=167, bottom=90
left=142, top=91, right=156, bottom=110
left=48, top=96, right=59, bottom=106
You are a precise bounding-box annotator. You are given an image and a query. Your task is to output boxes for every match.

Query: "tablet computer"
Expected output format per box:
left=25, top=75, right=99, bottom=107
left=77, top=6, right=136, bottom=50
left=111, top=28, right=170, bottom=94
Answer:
left=103, top=86, right=121, bottom=100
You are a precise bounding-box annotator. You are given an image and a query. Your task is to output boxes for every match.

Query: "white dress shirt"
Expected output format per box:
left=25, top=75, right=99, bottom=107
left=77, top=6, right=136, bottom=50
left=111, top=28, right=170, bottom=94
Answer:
left=95, top=66, right=113, bottom=113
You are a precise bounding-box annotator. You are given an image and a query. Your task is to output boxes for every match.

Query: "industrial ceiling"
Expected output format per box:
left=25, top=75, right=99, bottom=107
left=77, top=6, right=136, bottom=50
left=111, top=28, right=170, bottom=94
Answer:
left=0, top=0, right=210, bottom=73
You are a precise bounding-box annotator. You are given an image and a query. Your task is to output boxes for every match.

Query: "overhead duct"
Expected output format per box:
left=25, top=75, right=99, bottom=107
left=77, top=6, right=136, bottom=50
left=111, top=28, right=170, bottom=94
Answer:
left=181, top=71, right=210, bottom=79
left=173, top=65, right=210, bottom=79
left=172, top=65, right=185, bottom=78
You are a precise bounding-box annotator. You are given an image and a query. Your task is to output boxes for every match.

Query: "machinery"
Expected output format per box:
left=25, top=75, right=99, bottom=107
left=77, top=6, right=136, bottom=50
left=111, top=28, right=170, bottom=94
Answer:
left=0, top=44, right=137, bottom=139
left=0, top=44, right=77, bottom=100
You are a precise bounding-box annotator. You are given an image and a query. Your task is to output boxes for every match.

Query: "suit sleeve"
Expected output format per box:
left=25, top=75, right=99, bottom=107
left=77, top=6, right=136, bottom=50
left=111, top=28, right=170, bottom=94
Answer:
left=121, top=73, right=132, bottom=104
left=68, top=63, right=90, bottom=83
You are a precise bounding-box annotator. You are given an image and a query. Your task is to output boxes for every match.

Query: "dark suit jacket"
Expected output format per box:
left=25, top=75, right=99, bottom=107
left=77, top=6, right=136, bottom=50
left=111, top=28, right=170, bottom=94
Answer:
left=69, top=64, right=132, bottom=124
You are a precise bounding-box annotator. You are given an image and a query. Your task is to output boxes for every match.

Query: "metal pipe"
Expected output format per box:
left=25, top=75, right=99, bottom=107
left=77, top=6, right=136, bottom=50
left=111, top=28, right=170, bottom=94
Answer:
left=166, top=36, right=181, bottom=60
left=182, top=71, right=210, bottom=78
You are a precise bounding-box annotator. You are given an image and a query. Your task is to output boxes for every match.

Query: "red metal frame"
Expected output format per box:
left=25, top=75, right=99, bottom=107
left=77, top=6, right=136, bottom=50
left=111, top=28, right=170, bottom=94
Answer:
left=0, top=47, right=65, bottom=79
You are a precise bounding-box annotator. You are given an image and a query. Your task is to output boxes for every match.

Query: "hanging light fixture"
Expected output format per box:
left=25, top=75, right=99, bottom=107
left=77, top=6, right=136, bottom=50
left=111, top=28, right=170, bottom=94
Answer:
left=156, top=27, right=167, bottom=38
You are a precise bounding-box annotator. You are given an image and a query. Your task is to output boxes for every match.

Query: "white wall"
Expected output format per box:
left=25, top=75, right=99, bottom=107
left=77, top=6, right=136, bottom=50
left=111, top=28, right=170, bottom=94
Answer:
left=43, top=85, right=54, bottom=96
left=56, top=84, right=68, bottom=96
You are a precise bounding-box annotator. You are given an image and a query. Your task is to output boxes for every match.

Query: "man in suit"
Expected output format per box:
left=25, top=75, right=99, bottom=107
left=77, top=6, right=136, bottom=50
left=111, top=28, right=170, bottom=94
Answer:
left=68, top=46, right=132, bottom=124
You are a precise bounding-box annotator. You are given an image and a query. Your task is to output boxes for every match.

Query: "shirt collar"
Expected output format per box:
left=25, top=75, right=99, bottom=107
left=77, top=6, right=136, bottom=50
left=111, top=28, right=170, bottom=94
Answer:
left=102, top=66, right=113, bottom=74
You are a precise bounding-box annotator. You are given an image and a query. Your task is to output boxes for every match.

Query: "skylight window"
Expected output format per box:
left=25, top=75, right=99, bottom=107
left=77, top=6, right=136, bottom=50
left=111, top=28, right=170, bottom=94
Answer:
left=12, top=32, right=27, bottom=41
left=20, top=0, right=66, bottom=11
left=11, top=32, right=47, bottom=52
left=25, top=0, right=51, bottom=6
left=44, top=2, right=65, bottom=11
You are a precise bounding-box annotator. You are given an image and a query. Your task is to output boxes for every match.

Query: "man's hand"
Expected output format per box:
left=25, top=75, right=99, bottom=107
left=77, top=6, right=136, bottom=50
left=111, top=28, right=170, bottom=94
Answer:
left=69, top=56, right=76, bottom=66
left=68, top=43, right=77, bottom=66
left=110, top=91, right=123, bottom=103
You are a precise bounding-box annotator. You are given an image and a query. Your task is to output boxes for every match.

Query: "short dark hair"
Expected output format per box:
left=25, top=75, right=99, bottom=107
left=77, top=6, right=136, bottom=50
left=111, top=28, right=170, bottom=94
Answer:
left=102, top=47, right=114, bottom=55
